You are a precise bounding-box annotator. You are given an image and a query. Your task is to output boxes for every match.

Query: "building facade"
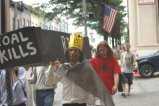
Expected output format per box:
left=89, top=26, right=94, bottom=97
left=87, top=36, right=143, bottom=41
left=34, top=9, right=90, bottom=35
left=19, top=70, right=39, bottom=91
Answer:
left=1, top=0, right=68, bottom=34
left=128, top=0, right=159, bottom=55
left=10, top=1, right=31, bottom=31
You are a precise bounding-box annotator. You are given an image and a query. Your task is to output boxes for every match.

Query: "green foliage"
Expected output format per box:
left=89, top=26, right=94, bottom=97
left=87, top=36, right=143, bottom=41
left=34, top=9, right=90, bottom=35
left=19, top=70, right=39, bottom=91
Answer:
left=39, top=0, right=127, bottom=42
left=28, top=6, right=45, bottom=18
left=123, top=23, right=129, bottom=43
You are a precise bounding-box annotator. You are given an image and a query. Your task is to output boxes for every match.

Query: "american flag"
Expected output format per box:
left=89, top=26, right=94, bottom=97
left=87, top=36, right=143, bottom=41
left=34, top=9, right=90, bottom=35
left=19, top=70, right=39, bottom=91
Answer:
left=103, top=5, right=117, bottom=33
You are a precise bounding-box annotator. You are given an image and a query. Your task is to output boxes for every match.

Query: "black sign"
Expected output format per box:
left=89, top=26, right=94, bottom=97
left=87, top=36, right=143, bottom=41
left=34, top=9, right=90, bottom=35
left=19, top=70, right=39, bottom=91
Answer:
left=0, top=27, right=92, bottom=69
left=0, top=27, right=69, bottom=69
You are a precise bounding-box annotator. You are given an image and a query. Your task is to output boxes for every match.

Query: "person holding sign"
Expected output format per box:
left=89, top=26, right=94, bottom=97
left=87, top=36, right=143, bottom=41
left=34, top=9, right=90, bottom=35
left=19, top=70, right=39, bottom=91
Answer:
left=53, top=33, right=115, bottom=106
left=53, top=33, right=89, bottom=106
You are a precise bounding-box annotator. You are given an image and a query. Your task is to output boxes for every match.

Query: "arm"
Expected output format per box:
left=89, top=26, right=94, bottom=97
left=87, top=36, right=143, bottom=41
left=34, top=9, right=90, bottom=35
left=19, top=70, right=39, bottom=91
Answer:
left=11, top=67, right=19, bottom=85
left=45, top=63, right=62, bottom=86
left=112, top=58, right=121, bottom=94
left=112, top=73, right=119, bottom=94
left=51, top=60, right=69, bottom=77
left=133, top=54, right=138, bottom=69
left=28, top=67, right=37, bottom=84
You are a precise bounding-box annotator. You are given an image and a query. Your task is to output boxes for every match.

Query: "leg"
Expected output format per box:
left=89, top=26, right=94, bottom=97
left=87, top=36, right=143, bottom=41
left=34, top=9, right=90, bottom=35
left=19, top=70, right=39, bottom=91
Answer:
left=122, top=83, right=126, bottom=97
left=128, top=85, right=131, bottom=96
left=36, top=90, right=44, bottom=106
left=127, top=73, right=133, bottom=96
left=121, top=73, right=128, bottom=97
left=44, top=89, right=55, bottom=106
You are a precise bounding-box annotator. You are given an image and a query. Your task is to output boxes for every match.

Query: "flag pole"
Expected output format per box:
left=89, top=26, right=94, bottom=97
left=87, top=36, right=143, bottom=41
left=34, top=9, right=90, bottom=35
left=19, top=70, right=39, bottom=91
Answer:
left=82, top=0, right=87, bottom=37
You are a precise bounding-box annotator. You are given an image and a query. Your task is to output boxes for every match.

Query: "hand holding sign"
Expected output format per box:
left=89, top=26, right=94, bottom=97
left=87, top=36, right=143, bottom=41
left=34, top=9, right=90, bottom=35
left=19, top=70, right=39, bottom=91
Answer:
left=0, top=27, right=91, bottom=69
left=50, top=59, right=61, bottom=71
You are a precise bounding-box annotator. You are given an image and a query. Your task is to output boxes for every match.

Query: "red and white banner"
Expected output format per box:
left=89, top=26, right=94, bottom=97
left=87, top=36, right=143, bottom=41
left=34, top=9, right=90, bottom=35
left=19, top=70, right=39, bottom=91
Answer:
left=138, top=0, right=156, bottom=5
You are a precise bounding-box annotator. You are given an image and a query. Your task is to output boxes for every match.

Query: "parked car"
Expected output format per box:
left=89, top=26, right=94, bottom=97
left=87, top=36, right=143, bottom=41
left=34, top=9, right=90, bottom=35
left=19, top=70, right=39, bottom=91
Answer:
left=137, top=51, right=159, bottom=78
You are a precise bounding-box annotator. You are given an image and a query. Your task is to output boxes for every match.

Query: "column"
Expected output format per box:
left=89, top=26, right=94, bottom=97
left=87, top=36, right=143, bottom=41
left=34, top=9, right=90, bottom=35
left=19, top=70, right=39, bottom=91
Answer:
left=128, top=0, right=138, bottom=50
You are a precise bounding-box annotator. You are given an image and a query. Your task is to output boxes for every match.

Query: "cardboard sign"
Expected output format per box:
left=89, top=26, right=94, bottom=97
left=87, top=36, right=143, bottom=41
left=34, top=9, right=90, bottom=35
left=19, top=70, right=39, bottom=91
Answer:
left=0, top=27, right=69, bottom=69
left=0, top=27, right=92, bottom=69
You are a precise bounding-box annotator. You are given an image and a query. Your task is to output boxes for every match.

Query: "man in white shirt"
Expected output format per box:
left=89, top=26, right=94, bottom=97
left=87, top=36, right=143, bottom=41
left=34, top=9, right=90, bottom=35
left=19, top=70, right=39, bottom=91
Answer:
left=54, top=33, right=115, bottom=106
left=28, top=64, right=60, bottom=106
left=54, top=33, right=89, bottom=106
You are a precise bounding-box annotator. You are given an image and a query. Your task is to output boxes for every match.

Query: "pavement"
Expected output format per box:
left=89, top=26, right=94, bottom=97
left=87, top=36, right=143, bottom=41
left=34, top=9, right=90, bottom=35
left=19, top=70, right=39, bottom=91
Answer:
left=114, top=76, right=159, bottom=106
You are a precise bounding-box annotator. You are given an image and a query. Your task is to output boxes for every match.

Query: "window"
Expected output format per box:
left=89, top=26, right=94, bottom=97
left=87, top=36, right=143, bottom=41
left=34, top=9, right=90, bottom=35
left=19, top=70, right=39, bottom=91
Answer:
left=12, top=18, right=14, bottom=30
left=17, top=20, right=20, bottom=29
left=27, top=20, right=30, bottom=26
left=23, top=18, right=25, bottom=27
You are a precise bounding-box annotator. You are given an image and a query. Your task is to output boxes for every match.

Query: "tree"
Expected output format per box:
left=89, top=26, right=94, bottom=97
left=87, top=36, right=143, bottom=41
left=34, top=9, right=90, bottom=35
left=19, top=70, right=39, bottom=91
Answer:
left=111, top=1, right=127, bottom=47
left=28, top=6, right=45, bottom=18
left=39, top=0, right=126, bottom=44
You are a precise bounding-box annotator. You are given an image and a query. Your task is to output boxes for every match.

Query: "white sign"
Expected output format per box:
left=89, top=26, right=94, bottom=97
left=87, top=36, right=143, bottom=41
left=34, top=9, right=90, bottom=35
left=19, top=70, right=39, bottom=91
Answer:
left=0, top=31, right=37, bottom=64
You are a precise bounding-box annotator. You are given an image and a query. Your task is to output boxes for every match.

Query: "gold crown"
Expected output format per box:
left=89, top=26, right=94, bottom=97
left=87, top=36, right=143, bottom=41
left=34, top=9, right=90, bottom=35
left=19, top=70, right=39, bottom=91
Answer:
left=68, top=32, right=84, bottom=51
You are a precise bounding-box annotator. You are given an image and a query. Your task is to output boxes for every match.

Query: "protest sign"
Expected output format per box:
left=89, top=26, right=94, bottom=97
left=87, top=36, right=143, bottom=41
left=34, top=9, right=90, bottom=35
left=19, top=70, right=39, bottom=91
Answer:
left=0, top=27, right=69, bottom=69
left=0, top=27, right=91, bottom=69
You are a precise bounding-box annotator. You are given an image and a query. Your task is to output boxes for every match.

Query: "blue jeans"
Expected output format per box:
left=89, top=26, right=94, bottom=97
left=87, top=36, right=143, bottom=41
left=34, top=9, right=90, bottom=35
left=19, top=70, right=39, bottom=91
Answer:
left=36, top=89, right=55, bottom=106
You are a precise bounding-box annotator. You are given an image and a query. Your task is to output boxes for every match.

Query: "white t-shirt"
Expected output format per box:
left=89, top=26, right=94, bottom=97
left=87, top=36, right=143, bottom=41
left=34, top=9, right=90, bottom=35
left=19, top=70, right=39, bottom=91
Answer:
left=120, top=52, right=135, bottom=73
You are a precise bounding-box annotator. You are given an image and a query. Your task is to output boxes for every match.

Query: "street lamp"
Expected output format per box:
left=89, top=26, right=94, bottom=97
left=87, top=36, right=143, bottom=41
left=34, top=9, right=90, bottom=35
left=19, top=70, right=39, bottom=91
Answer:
left=82, top=0, right=93, bottom=58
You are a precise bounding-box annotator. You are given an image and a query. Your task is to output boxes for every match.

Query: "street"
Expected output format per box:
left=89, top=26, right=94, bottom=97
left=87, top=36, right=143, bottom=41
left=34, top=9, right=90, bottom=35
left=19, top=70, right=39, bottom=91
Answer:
left=54, top=75, right=159, bottom=106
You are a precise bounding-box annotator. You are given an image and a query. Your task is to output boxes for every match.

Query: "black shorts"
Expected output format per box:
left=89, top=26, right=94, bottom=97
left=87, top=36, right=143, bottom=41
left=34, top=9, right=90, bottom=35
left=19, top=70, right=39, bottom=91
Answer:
left=122, top=73, right=133, bottom=86
left=121, top=73, right=128, bottom=83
